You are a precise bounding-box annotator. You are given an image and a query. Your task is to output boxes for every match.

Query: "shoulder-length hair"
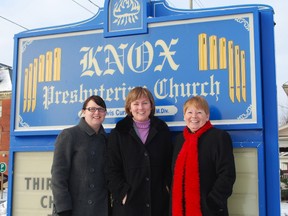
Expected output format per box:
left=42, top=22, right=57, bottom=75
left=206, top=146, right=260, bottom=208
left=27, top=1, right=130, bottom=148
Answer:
left=125, top=87, right=155, bottom=117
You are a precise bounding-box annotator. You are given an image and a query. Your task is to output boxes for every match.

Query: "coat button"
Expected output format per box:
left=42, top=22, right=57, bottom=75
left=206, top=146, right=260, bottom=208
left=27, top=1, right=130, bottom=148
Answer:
left=88, top=200, right=93, bottom=205
left=145, top=177, right=150, bottom=181
left=90, top=168, right=95, bottom=173
left=146, top=203, right=150, bottom=208
left=144, top=152, right=148, bottom=157
left=90, top=184, right=95, bottom=189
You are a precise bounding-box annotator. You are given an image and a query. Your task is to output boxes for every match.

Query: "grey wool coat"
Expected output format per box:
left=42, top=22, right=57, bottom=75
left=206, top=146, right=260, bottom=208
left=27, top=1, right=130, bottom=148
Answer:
left=51, top=117, right=109, bottom=216
left=106, top=116, right=172, bottom=216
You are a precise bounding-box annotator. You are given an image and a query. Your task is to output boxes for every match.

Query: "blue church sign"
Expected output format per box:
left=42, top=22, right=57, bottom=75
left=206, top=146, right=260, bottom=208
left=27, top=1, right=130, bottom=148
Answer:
left=13, top=1, right=263, bottom=133
left=9, top=1, right=280, bottom=215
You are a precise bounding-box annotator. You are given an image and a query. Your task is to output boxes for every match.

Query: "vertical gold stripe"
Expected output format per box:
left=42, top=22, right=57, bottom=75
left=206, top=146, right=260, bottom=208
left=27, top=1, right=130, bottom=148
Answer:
left=209, top=35, right=218, bottom=70
left=235, top=45, right=241, bottom=102
left=241, top=50, right=247, bottom=102
left=45, top=51, right=52, bottom=81
left=23, top=68, right=28, bottom=112
left=219, top=37, right=227, bottom=69
left=53, top=48, right=61, bottom=81
left=27, top=64, right=33, bottom=111
left=32, top=58, right=38, bottom=112
left=39, top=54, right=45, bottom=82
left=198, top=33, right=208, bottom=71
left=228, top=41, right=234, bottom=103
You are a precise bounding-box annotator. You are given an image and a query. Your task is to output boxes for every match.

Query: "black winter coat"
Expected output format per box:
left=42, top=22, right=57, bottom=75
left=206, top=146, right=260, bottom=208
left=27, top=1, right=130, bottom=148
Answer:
left=51, top=118, right=109, bottom=216
left=172, top=127, right=236, bottom=216
left=106, top=116, right=172, bottom=216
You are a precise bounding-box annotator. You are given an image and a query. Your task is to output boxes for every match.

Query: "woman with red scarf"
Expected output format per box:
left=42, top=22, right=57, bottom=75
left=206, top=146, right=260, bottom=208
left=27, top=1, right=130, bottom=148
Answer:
left=171, top=96, right=236, bottom=216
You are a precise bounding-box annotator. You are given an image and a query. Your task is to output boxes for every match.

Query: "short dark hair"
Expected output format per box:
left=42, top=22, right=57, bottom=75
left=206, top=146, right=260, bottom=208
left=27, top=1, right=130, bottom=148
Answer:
left=82, top=95, right=106, bottom=110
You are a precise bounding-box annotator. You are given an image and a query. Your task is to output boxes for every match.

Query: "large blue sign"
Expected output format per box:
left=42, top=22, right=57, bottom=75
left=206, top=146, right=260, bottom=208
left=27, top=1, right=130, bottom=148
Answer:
left=10, top=2, right=280, bottom=216
left=14, top=3, right=262, bottom=133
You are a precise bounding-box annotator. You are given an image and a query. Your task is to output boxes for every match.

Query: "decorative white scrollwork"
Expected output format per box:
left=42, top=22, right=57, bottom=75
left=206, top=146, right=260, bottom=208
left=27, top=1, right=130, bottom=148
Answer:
left=235, top=18, right=250, bottom=31
left=22, top=40, right=33, bottom=53
left=18, top=115, right=30, bottom=128
left=113, top=0, right=141, bottom=26
left=237, top=104, right=252, bottom=120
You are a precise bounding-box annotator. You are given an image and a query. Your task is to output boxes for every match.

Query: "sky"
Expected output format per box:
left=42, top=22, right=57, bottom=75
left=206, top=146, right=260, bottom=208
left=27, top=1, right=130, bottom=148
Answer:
left=1, top=0, right=287, bottom=125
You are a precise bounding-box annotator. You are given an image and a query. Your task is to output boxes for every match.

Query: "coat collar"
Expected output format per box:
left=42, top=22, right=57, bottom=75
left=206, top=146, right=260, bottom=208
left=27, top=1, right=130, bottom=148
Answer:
left=115, top=115, right=164, bottom=144
left=115, top=115, right=163, bottom=132
left=79, top=117, right=107, bottom=138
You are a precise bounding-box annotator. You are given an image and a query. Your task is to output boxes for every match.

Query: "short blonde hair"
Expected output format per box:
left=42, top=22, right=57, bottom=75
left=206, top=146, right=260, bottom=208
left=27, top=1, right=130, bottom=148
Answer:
left=183, top=96, right=210, bottom=115
left=125, top=87, right=155, bottom=117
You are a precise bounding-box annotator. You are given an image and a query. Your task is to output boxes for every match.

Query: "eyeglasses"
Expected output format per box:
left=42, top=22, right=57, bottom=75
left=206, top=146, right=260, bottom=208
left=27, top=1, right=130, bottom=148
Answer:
left=85, top=107, right=106, bottom=113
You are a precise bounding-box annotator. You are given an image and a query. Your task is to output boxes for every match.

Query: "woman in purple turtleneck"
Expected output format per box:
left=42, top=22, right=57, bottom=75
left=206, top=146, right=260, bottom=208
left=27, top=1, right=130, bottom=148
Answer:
left=106, top=87, right=172, bottom=216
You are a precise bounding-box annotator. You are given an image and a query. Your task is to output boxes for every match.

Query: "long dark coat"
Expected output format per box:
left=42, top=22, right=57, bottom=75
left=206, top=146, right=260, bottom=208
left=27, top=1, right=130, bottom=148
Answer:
left=51, top=117, right=109, bottom=216
left=172, top=127, right=236, bottom=216
left=106, top=116, right=172, bottom=216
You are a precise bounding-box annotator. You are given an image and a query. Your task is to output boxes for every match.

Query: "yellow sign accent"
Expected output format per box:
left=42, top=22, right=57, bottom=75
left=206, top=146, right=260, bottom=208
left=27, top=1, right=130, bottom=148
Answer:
left=22, top=48, right=62, bottom=112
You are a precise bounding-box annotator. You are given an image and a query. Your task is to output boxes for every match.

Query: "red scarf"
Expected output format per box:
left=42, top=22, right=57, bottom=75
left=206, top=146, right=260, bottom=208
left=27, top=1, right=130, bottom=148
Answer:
left=172, top=121, right=213, bottom=216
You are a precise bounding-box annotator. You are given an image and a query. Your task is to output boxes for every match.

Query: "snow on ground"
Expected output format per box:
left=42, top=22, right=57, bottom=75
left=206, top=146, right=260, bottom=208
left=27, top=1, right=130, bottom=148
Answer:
left=0, top=189, right=7, bottom=216
left=282, top=202, right=288, bottom=216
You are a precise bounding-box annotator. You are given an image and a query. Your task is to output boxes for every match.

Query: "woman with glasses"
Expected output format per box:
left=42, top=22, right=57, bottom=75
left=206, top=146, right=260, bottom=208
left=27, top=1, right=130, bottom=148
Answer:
left=51, top=95, right=109, bottom=216
left=106, top=87, right=172, bottom=216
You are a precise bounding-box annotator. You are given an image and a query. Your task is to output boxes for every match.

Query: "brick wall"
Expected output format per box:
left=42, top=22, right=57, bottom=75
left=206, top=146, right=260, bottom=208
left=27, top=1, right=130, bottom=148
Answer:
left=0, top=98, right=11, bottom=176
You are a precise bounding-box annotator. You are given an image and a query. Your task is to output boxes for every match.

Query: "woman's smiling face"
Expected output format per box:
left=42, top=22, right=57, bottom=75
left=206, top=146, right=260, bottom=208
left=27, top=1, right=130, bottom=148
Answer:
left=130, top=96, right=152, bottom=122
left=184, top=106, right=209, bottom=132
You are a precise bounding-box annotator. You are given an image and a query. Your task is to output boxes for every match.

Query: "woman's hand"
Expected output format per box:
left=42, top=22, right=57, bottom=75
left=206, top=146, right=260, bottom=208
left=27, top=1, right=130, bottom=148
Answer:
left=122, top=194, right=127, bottom=205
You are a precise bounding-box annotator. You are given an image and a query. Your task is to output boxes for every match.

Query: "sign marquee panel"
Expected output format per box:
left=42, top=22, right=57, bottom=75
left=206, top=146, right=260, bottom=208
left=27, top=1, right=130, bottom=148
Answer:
left=15, top=11, right=261, bottom=133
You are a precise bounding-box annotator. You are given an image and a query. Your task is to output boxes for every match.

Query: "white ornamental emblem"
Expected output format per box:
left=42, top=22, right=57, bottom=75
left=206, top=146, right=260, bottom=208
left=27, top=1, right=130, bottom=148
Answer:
left=113, top=0, right=141, bottom=26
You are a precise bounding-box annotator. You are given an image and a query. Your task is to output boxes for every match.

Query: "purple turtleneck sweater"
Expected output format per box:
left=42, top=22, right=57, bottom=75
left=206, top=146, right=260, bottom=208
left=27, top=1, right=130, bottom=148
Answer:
left=133, top=119, right=150, bottom=144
